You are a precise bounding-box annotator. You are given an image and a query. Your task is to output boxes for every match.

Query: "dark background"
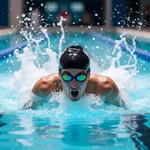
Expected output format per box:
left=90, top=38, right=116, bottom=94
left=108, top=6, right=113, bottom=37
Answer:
left=0, top=0, right=149, bottom=28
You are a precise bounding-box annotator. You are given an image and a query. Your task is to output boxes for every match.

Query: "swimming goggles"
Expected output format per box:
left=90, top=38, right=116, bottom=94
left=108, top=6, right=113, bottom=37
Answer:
left=61, top=72, right=87, bottom=82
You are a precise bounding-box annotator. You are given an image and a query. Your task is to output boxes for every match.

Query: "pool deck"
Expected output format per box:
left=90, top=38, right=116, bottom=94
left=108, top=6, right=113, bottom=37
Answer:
left=0, top=26, right=150, bottom=39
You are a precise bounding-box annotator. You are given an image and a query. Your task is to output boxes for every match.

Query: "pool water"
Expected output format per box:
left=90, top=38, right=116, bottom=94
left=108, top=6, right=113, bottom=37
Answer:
left=0, top=31, right=150, bottom=150
left=0, top=33, right=25, bottom=50
left=103, top=31, right=150, bottom=53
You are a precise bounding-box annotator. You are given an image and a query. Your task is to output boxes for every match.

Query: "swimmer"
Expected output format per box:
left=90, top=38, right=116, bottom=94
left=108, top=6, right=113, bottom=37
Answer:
left=24, top=45, right=128, bottom=109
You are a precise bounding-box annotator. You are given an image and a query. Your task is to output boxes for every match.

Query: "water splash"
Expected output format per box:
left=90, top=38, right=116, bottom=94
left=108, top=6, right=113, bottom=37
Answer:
left=1, top=17, right=149, bottom=116
left=57, top=16, right=66, bottom=59
left=111, top=32, right=137, bottom=74
left=100, top=32, right=138, bottom=90
left=7, top=29, right=57, bottom=97
left=41, top=28, right=51, bottom=49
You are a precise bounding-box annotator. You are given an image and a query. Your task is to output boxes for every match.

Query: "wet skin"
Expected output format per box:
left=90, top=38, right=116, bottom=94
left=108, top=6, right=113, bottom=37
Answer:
left=27, top=69, right=120, bottom=109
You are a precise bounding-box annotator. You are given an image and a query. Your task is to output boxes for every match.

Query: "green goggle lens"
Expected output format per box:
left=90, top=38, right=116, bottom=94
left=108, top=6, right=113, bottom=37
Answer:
left=76, top=74, right=87, bottom=81
left=61, top=73, right=87, bottom=82
left=62, top=74, right=72, bottom=81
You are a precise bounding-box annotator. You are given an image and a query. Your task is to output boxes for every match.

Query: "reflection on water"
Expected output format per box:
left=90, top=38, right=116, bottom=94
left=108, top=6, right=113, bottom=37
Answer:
left=0, top=114, right=6, bottom=135
left=0, top=113, right=150, bottom=149
left=122, top=114, right=150, bottom=150
left=62, top=123, right=118, bottom=147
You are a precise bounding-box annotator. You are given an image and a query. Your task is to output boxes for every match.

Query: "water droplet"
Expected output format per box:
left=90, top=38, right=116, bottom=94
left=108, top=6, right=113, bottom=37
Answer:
left=16, top=15, right=19, bottom=19
left=22, top=13, right=26, bottom=18
left=29, top=7, right=33, bottom=11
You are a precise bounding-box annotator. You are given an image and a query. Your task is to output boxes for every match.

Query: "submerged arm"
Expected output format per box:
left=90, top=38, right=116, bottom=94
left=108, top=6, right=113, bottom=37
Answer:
left=23, top=74, right=62, bottom=109
left=104, top=78, right=129, bottom=107
left=23, top=76, right=53, bottom=109
left=96, top=75, right=128, bottom=107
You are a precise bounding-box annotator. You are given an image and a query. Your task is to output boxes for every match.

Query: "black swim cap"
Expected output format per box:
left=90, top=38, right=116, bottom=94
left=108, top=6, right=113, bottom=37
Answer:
left=59, top=45, right=90, bottom=70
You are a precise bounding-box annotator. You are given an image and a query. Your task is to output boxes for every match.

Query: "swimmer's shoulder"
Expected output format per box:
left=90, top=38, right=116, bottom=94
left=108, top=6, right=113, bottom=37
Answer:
left=89, top=74, right=111, bottom=86
left=41, top=73, right=60, bottom=82
left=88, top=74, right=117, bottom=95
left=32, top=73, right=62, bottom=96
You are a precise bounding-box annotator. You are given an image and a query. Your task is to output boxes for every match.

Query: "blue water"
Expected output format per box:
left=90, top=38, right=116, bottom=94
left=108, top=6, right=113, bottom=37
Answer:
left=0, top=32, right=150, bottom=150
left=103, top=31, right=150, bottom=53
left=0, top=33, right=24, bottom=50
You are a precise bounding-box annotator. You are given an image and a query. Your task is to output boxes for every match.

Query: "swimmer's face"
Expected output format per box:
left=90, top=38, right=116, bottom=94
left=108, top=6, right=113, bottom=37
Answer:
left=59, top=69, right=90, bottom=102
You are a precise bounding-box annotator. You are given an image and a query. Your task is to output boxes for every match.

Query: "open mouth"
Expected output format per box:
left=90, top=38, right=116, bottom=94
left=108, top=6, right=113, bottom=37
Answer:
left=71, top=90, right=79, bottom=99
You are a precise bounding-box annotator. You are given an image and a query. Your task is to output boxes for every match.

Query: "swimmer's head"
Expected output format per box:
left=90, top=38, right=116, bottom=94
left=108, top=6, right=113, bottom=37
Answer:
left=59, top=46, right=90, bottom=101
left=59, top=45, right=90, bottom=72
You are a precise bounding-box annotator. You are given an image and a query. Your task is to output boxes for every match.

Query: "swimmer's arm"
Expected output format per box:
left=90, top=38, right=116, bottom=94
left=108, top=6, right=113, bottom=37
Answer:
left=104, top=82, right=128, bottom=107
left=104, top=84, right=120, bottom=106
left=23, top=78, right=52, bottom=109
left=32, top=77, right=52, bottom=97
left=100, top=77, right=126, bottom=107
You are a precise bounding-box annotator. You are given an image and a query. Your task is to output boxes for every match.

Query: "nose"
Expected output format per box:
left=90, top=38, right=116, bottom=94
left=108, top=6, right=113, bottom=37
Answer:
left=70, top=79, right=78, bottom=89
